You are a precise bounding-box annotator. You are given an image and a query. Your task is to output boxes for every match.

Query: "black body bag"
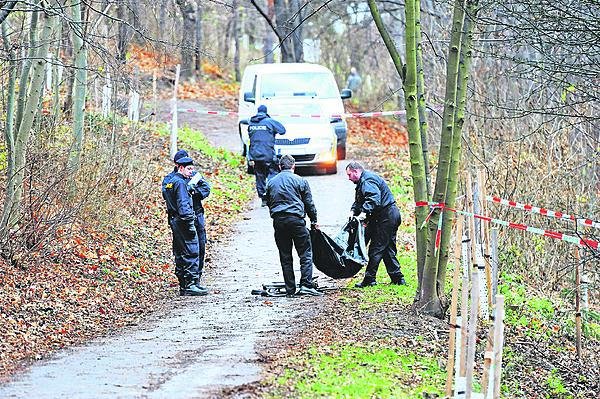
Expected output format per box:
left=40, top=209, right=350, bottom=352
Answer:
left=310, top=217, right=368, bottom=279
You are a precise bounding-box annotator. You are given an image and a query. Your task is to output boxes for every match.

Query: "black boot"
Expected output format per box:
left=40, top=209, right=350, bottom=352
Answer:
left=181, top=283, right=208, bottom=296
left=355, top=280, right=377, bottom=288
left=390, top=276, right=407, bottom=286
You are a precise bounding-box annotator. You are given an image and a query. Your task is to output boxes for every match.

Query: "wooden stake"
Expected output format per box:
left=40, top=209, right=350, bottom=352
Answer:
left=575, top=247, right=582, bottom=360
left=446, top=216, right=464, bottom=397
left=170, top=64, right=181, bottom=159
left=477, top=169, right=493, bottom=309
left=465, top=271, right=480, bottom=399
left=490, top=228, right=499, bottom=301
left=492, top=295, right=505, bottom=399
left=152, top=70, right=158, bottom=122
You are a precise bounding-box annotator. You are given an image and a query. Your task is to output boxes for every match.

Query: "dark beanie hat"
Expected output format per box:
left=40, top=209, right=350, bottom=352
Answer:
left=175, top=156, right=194, bottom=167
left=257, top=105, right=267, bottom=113
left=174, top=149, right=189, bottom=162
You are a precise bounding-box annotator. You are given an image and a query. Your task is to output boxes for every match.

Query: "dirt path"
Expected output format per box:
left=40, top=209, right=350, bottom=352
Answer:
left=0, top=99, right=354, bottom=398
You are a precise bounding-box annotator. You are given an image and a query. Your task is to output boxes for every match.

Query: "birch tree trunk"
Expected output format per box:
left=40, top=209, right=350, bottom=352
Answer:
left=367, top=0, right=429, bottom=296
left=418, top=0, right=466, bottom=317
left=68, top=0, right=88, bottom=170
left=232, top=0, right=240, bottom=81
left=436, top=0, right=479, bottom=292
left=1, top=5, right=56, bottom=236
left=415, top=2, right=431, bottom=200
left=2, top=22, right=17, bottom=214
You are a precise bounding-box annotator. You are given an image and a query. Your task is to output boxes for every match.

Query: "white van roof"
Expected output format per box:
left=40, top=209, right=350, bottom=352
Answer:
left=243, top=63, right=333, bottom=74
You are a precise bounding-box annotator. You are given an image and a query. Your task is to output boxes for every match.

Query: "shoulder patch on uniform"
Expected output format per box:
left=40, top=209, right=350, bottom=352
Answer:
left=165, top=182, right=174, bottom=189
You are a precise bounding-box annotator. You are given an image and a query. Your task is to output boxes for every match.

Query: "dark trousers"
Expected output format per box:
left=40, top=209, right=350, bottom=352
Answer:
left=273, top=215, right=314, bottom=295
left=195, top=213, right=207, bottom=277
left=254, top=160, right=278, bottom=198
left=170, top=217, right=200, bottom=288
left=363, top=205, right=404, bottom=283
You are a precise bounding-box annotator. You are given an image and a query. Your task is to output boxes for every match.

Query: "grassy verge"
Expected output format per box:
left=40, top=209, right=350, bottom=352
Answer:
left=269, top=343, right=445, bottom=399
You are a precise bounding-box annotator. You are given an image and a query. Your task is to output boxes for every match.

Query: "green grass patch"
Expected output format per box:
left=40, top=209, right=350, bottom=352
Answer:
left=346, top=249, right=417, bottom=309
left=499, top=272, right=562, bottom=340
left=157, top=124, right=242, bottom=168
left=270, top=343, right=445, bottom=399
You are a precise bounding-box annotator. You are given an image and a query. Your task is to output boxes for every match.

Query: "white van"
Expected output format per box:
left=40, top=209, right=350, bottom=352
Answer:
left=238, top=63, right=351, bottom=174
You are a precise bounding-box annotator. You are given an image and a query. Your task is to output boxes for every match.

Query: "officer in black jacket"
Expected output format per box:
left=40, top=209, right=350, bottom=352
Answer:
left=248, top=104, right=286, bottom=207
left=162, top=156, right=206, bottom=296
left=265, top=155, right=323, bottom=296
left=346, top=161, right=406, bottom=288
left=162, top=150, right=211, bottom=293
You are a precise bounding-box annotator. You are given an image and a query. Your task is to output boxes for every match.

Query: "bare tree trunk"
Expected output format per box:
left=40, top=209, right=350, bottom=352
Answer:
left=117, top=1, right=128, bottom=64
left=194, top=0, right=202, bottom=75
left=0, top=0, right=18, bottom=25
left=14, top=10, right=39, bottom=137
left=264, top=0, right=274, bottom=63
left=273, top=0, right=294, bottom=62
left=68, top=0, right=88, bottom=170
left=2, top=22, right=17, bottom=210
left=1, top=4, right=56, bottom=236
left=290, top=0, right=303, bottom=62
left=232, top=0, right=240, bottom=81
left=175, top=0, right=196, bottom=79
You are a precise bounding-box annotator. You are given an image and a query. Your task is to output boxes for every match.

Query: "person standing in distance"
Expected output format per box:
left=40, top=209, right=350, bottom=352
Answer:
left=346, top=161, right=406, bottom=288
left=162, top=156, right=207, bottom=296
left=248, top=104, right=286, bottom=207
left=265, top=155, right=323, bottom=297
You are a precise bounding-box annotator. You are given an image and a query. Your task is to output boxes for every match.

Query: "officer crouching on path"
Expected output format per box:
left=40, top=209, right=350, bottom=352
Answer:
left=265, top=155, right=323, bottom=297
left=162, top=155, right=207, bottom=296
left=345, top=161, right=406, bottom=288
left=248, top=104, right=286, bottom=207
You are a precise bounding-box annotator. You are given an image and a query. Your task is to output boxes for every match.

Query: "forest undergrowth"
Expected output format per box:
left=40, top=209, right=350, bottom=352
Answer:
left=222, top=116, right=599, bottom=399
left=0, top=104, right=253, bottom=382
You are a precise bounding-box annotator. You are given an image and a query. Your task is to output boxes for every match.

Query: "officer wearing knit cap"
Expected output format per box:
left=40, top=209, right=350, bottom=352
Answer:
left=161, top=151, right=207, bottom=296
left=248, top=104, right=286, bottom=207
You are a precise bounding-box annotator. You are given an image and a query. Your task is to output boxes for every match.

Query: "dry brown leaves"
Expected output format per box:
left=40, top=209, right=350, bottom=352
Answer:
left=0, top=125, right=249, bottom=382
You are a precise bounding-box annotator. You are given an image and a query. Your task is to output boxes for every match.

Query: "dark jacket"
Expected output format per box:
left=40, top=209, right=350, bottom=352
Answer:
left=162, top=172, right=195, bottom=221
left=248, top=112, right=286, bottom=162
left=266, top=170, right=317, bottom=223
left=163, top=169, right=210, bottom=215
left=188, top=172, right=211, bottom=215
left=351, top=170, right=396, bottom=218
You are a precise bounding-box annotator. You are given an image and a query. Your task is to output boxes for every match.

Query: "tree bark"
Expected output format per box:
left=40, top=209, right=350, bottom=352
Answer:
left=290, top=0, right=303, bottom=62
left=232, top=0, right=240, bottom=81
left=436, top=0, right=479, bottom=293
left=367, top=0, right=429, bottom=300
left=175, top=0, right=196, bottom=78
left=1, top=4, right=56, bottom=236
left=419, top=0, right=466, bottom=317
left=68, top=0, right=88, bottom=170
left=117, top=1, right=128, bottom=64
left=0, top=0, right=18, bottom=25
left=194, top=0, right=202, bottom=74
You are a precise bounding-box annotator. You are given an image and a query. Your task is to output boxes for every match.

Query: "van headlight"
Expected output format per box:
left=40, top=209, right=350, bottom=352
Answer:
left=315, top=137, right=336, bottom=162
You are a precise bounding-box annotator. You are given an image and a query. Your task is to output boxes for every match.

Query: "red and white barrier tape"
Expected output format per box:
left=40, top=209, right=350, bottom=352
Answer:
left=487, top=196, right=600, bottom=230
left=176, top=108, right=407, bottom=119
left=415, top=201, right=598, bottom=250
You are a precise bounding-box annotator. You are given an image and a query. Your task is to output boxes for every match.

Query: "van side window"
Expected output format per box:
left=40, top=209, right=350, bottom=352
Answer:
left=251, top=75, right=257, bottom=98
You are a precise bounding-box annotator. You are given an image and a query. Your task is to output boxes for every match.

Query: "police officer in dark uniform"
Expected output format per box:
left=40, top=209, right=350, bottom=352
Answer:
left=162, top=156, right=207, bottom=296
left=345, top=161, right=406, bottom=288
left=248, top=104, right=286, bottom=207
left=162, top=150, right=211, bottom=292
left=265, top=155, right=323, bottom=297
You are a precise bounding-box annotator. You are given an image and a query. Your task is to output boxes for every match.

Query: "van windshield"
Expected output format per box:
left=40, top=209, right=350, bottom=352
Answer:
left=260, top=72, right=339, bottom=99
